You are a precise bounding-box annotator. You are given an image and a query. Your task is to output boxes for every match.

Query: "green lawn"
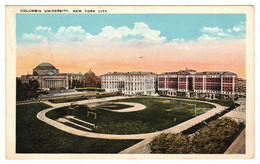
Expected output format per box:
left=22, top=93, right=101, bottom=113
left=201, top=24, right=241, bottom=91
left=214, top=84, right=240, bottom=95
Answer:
left=182, top=102, right=240, bottom=135
left=46, top=97, right=215, bottom=134
left=49, top=93, right=121, bottom=103
left=96, top=103, right=134, bottom=110
left=164, top=95, right=237, bottom=107
left=16, top=103, right=141, bottom=153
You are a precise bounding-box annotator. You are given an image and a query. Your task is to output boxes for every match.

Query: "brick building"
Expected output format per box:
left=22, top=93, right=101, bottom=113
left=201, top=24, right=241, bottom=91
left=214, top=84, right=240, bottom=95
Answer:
left=82, top=69, right=101, bottom=88
left=158, top=68, right=238, bottom=100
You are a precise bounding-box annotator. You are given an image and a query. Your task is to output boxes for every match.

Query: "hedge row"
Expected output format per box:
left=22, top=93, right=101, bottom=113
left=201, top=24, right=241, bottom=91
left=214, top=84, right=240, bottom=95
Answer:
left=150, top=117, right=245, bottom=154
left=76, top=88, right=105, bottom=92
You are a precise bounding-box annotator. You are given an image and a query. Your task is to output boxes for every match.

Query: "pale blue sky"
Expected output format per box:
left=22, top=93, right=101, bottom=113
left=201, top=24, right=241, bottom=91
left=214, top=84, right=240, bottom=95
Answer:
left=16, top=14, right=246, bottom=44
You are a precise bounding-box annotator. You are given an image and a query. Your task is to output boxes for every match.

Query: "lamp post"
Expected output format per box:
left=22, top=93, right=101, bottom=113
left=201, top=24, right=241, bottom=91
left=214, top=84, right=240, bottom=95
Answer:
left=194, top=101, right=197, bottom=116
left=68, top=102, right=75, bottom=116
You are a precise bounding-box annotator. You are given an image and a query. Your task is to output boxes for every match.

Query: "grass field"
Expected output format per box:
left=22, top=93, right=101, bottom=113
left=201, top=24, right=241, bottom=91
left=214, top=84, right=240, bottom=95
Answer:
left=96, top=103, right=134, bottom=110
left=46, top=97, right=215, bottom=134
left=48, top=92, right=121, bottom=103
left=182, top=102, right=240, bottom=135
left=164, top=95, right=237, bottom=107
left=16, top=103, right=141, bottom=153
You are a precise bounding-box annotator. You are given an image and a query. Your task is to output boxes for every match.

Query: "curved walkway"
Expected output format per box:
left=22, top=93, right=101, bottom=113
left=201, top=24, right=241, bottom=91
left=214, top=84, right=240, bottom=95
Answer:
left=37, top=96, right=227, bottom=140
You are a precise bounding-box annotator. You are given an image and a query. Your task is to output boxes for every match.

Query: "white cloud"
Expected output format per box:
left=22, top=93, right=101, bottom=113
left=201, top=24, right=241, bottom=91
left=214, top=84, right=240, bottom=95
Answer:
left=22, top=33, right=46, bottom=41
left=21, top=22, right=166, bottom=46
left=35, top=26, right=52, bottom=32
left=198, top=21, right=246, bottom=41
left=233, top=27, right=241, bottom=32
left=217, top=32, right=229, bottom=37
left=55, top=26, right=87, bottom=42
left=198, top=34, right=218, bottom=41
left=172, top=38, right=185, bottom=43
left=93, top=22, right=166, bottom=45
left=232, top=22, right=245, bottom=33
left=200, top=27, right=223, bottom=33
left=199, top=26, right=228, bottom=41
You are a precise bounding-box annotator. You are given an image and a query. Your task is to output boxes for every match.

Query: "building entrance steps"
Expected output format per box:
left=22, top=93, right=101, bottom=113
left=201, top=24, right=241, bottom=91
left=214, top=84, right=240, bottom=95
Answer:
left=63, top=118, right=93, bottom=131
left=66, top=116, right=96, bottom=128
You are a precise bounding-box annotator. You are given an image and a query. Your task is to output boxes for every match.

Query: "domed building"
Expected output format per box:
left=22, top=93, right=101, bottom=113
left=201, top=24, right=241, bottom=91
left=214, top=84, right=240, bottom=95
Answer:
left=20, top=62, right=69, bottom=90
left=82, top=69, right=101, bottom=88
left=33, top=62, right=59, bottom=75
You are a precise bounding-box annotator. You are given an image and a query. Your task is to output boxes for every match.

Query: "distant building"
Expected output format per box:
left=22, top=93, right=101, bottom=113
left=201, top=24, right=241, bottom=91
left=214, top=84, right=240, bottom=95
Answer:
left=100, top=68, right=238, bottom=100
left=100, top=71, right=157, bottom=95
left=158, top=68, right=238, bottom=100
left=19, top=63, right=101, bottom=91
left=82, top=69, right=101, bottom=88
left=237, top=78, right=246, bottom=97
left=19, top=64, right=239, bottom=100
left=33, top=63, right=59, bottom=75
left=20, top=62, right=69, bottom=90
left=66, top=72, right=85, bottom=88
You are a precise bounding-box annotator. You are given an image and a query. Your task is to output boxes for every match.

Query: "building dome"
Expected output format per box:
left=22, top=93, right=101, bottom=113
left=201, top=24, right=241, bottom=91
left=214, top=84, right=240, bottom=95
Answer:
left=33, top=62, right=59, bottom=75
left=85, top=69, right=95, bottom=76
left=34, top=62, right=57, bottom=70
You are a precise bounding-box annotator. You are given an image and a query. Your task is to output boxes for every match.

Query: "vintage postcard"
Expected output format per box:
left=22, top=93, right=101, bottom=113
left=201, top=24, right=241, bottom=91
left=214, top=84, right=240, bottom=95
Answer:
left=6, top=6, right=254, bottom=159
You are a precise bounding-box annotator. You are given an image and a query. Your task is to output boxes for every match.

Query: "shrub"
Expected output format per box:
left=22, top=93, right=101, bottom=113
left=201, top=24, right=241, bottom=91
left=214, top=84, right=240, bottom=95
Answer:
left=192, top=117, right=242, bottom=154
left=76, top=88, right=104, bottom=92
left=37, top=90, right=49, bottom=95
left=150, top=117, right=245, bottom=154
left=149, top=133, right=193, bottom=154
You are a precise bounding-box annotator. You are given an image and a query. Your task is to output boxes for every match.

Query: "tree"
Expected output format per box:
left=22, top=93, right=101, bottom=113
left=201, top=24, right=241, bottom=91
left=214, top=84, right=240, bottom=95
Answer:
left=71, top=79, right=82, bottom=88
left=192, top=117, right=241, bottom=153
left=68, top=80, right=72, bottom=88
left=28, top=79, right=40, bottom=98
left=16, top=78, right=24, bottom=101
left=97, top=81, right=101, bottom=88
left=16, top=78, right=40, bottom=101
left=149, top=133, right=193, bottom=154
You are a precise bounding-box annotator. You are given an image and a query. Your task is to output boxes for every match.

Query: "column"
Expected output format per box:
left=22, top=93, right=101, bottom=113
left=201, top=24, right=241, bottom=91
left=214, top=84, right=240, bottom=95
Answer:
left=232, top=76, right=235, bottom=94
left=164, top=76, right=166, bottom=90
left=177, top=76, right=179, bottom=91
left=203, top=76, right=205, bottom=93
left=143, top=76, right=146, bottom=93
left=186, top=76, right=188, bottom=91
left=133, top=81, right=136, bottom=92
left=221, top=76, right=223, bottom=94
left=193, top=76, right=195, bottom=91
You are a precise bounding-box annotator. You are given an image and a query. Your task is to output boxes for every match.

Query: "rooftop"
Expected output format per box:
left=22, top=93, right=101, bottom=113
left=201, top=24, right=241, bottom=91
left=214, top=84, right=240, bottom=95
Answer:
left=85, top=69, right=95, bottom=76
left=195, top=71, right=237, bottom=75
left=160, top=71, right=237, bottom=76
left=33, top=62, right=57, bottom=70
left=101, top=71, right=156, bottom=76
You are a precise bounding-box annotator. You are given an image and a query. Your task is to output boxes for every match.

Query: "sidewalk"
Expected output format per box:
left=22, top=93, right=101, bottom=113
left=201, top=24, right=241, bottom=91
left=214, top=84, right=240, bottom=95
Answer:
left=225, top=129, right=245, bottom=154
